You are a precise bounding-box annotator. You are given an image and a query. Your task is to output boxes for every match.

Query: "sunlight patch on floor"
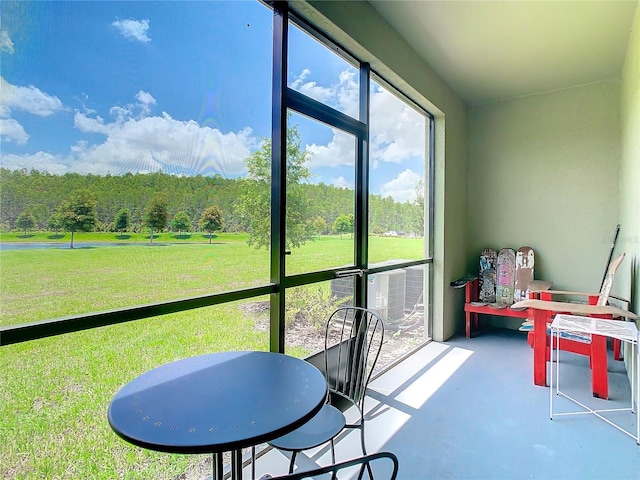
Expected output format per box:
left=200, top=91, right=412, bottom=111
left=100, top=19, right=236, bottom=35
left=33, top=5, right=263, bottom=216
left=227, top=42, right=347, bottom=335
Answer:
left=244, top=342, right=475, bottom=479
left=393, top=345, right=473, bottom=409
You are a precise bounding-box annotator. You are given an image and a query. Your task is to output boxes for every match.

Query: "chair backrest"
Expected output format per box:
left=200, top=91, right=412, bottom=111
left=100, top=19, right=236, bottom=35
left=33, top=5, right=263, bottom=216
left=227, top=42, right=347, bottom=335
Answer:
left=267, top=451, right=399, bottom=480
left=323, top=306, right=384, bottom=411
left=597, top=253, right=625, bottom=306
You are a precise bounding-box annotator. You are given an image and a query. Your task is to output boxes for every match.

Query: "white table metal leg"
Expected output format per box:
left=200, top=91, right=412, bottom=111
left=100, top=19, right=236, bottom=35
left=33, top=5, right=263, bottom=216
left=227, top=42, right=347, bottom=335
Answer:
left=632, top=342, right=637, bottom=415
left=549, top=326, right=554, bottom=420
left=548, top=315, right=639, bottom=446
left=636, top=336, right=639, bottom=444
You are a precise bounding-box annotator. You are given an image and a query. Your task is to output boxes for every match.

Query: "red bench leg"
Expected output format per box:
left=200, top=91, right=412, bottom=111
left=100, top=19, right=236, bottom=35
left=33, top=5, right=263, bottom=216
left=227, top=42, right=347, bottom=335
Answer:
left=464, top=280, right=478, bottom=338
left=612, top=338, right=622, bottom=360
left=533, top=308, right=548, bottom=387
left=590, top=334, right=609, bottom=399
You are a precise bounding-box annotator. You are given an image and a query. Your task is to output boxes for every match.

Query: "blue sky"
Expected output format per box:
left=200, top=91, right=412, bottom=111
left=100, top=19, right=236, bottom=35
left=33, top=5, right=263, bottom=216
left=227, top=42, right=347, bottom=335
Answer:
left=0, top=1, right=426, bottom=202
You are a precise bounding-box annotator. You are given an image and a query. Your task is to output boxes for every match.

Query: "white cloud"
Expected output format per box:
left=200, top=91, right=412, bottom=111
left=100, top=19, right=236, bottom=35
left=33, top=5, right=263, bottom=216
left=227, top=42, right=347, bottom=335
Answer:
left=290, top=68, right=358, bottom=172
left=306, top=129, right=355, bottom=169
left=292, top=70, right=425, bottom=177
left=135, top=90, right=157, bottom=115
left=0, top=77, right=64, bottom=117
left=109, top=105, right=132, bottom=123
left=1, top=85, right=257, bottom=176
left=0, top=118, right=29, bottom=145
left=0, top=151, right=69, bottom=175
left=330, top=176, right=353, bottom=190
left=0, top=67, right=426, bottom=191
left=0, top=78, right=64, bottom=147
left=0, top=31, right=15, bottom=54
left=289, top=68, right=358, bottom=117
left=71, top=110, right=257, bottom=176
left=381, top=169, right=421, bottom=203
left=335, top=70, right=359, bottom=118
left=74, top=111, right=110, bottom=134
left=289, top=69, right=332, bottom=104
left=3, top=108, right=256, bottom=176
left=112, top=18, right=151, bottom=43
left=108, top=90, right=156, bottom=122
left=370, top=86, right=425, bottom=165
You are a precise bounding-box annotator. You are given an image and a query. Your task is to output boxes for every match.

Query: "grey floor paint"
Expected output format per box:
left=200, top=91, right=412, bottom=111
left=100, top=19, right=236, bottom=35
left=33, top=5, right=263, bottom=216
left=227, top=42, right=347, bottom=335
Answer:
left=239, top=328, right=640, bottom=480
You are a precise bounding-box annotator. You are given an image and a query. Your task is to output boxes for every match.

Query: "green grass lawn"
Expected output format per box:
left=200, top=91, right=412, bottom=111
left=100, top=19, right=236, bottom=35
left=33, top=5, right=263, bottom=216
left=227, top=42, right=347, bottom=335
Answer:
left=0, top=233, right=424, bottom=479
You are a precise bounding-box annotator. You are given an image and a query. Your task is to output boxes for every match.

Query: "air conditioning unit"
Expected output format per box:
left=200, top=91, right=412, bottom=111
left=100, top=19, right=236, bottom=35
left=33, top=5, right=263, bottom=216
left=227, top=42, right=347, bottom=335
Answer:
left=330, top=275, right=353, bottom=305
left=367, top=269, right=406, bottom=322
left=330, top=261, right=421, bottom=322
left=404, top=265, right=424, bottom=312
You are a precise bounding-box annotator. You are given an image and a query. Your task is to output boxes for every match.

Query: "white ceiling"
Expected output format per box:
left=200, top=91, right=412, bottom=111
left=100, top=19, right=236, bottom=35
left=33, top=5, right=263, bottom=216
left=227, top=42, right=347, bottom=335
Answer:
left=368, top=0, right=638, bottom=105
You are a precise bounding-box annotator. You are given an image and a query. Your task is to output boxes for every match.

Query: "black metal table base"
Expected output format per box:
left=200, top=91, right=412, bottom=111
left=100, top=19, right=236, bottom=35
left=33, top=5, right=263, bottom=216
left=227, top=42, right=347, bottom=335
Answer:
left=213, top=450, right=244, bottom=480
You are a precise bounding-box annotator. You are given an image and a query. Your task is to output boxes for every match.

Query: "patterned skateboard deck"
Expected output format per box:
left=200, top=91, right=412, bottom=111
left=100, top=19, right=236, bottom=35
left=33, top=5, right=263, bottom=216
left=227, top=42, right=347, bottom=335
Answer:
left=514, top=246, right=535, bottom=302
left=478, top=248, right=497, bottom=303
left=495, top=247, right=516, bottom=305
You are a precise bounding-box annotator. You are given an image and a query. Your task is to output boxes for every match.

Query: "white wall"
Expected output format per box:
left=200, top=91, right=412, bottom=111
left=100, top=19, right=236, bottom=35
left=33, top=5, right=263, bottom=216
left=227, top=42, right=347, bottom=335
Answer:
left=620, top=3, right=640, bottom=323
left=468, top=81, right=622, bottom=299
left=292, top=0, right=638, bottom=339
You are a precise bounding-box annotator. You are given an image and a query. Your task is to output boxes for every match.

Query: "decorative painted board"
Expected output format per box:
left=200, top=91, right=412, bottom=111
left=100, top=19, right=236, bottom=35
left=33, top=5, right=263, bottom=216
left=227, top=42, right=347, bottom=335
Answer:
left=514, top=246, right=535, bottom=302
left=495, top=247, right=516, bottom=305
left=478, top=248, right=497, bottom=303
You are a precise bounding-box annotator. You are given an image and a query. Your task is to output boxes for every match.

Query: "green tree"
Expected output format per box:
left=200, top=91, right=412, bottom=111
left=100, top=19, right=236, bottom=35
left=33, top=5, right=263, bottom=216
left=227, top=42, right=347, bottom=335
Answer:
left=199, top=205, right=223, bottom=244
left=410, top=178, right=425, bottom=236
left=15, top=210, right=36, bottom=236
left=57, top=189, right=97, bottom=248
left=312, top=216, right=327, bottom=235
left=114, top=208, right=130, bottom=236
left=171, top=211, right=192, bottom=236
left=333, top=213, right=353, bottom=239
left=47, top=212, right=63, bottom=232
left=236, top=125, right=313, bottom=250
left=144, top=193, right=169, bottom=244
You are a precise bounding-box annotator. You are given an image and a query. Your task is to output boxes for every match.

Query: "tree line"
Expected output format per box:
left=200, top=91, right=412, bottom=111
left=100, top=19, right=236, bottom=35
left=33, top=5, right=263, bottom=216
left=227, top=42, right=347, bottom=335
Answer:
left=0, top=130, right=424, bottom=249
left=1, top=167, right=423, bottom=246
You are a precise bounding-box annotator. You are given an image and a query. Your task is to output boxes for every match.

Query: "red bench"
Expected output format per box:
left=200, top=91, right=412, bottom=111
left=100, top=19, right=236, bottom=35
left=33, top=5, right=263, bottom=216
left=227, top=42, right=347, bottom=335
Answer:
left=460, top=278, right=552, bottom=338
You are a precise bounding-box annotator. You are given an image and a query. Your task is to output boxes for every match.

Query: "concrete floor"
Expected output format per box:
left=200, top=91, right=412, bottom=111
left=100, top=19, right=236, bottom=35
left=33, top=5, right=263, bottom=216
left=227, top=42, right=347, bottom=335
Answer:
left=235, top=328, right=640, bottom=479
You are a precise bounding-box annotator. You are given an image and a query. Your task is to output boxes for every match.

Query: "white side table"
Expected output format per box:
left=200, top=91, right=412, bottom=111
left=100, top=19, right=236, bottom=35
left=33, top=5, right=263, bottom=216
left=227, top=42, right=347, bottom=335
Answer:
left=549, top=314, right=639, bottom=444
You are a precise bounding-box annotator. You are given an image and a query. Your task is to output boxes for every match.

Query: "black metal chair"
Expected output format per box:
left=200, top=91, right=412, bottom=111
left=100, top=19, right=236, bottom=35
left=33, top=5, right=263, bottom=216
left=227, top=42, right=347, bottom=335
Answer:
left=263, top=452, right=399, bottom=480
left=268, top=306, right=385, bottom=474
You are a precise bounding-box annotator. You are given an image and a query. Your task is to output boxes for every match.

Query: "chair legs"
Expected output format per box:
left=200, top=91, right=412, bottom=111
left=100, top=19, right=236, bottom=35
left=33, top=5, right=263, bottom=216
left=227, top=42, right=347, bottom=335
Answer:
left=252, top=446, right=256, bottom=480
left=287, top=438, right=336, bottom=474
left=359, top=423, right=375, bottom=479
left=277, top=416, right=369, bottom=475
left=288, top=451, right=297, bottom=474
left=330, top=438, right=336, bottom=464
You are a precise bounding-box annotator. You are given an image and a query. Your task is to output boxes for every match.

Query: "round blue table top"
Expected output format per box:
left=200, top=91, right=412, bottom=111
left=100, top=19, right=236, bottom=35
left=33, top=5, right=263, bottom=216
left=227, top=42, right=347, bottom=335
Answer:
left=108, top=351, right=327, bottom=454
